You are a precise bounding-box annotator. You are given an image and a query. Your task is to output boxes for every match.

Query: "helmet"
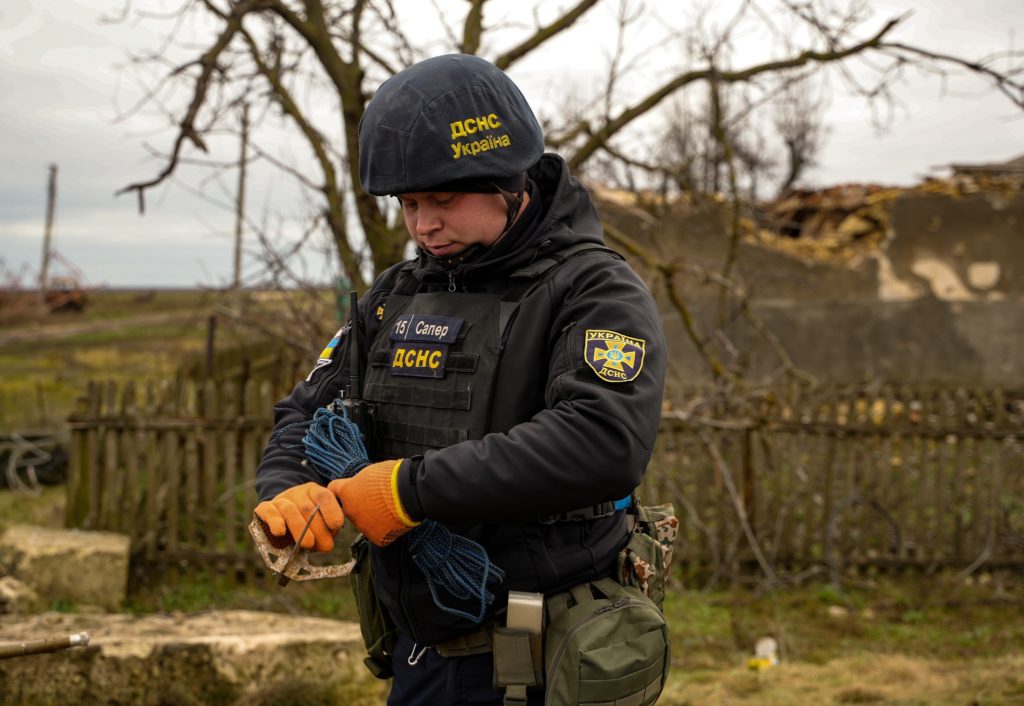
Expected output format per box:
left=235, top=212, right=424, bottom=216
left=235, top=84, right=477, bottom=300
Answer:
left=358, top=54, right=545, bottom=195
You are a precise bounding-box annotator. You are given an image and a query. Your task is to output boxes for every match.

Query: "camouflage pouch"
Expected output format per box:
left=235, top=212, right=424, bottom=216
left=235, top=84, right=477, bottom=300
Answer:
left=617, top=502, right=678, bottom=611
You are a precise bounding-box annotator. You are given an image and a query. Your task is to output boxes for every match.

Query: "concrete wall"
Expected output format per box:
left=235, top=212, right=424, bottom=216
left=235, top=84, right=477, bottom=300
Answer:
left=596, top=187, right=1024, bottom=386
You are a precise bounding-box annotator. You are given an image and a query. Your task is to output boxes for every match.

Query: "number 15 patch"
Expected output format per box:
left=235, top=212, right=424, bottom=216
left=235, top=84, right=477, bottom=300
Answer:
left=584, top=329, right=646, bottom=383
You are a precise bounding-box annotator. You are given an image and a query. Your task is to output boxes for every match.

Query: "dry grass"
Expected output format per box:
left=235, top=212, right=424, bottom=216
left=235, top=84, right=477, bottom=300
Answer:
left=659, top=574, right=1024, bottom=705
left=664, top=653, right=1024, bottom=705
left=0, top=288, right=334, bottom=429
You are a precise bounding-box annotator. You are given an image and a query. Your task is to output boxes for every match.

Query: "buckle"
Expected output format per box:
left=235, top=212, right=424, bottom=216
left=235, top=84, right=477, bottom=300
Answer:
left=538, top=500, right=618, bottom=524
left=434, top=628, right=494, bottom=657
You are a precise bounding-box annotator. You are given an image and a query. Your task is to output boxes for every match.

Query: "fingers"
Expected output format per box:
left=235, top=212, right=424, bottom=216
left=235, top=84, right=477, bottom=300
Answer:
left=256, top=482, right=346, bottom=553
left=254, top=501, right=287, bottom=538
left=308, top=486, right=346, bottom=534
left=327, top=477, right=348, bottom=502
left=301, top=485, right=344, bottom=552
left=278, top=500, right=318, bottom=550
left=308, top=512, right=336, bottom=553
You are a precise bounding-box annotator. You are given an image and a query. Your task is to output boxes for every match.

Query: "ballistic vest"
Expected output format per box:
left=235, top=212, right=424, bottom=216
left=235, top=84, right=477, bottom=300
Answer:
left=362, top=242, right=618, bottom=458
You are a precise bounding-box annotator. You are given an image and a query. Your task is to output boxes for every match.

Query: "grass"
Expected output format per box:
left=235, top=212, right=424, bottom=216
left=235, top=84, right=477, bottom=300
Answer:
left=0, top=288, right=219, bottom=327
left=0, top=484, right=66, bottom=533
left=0, top=323, right=210, bottom=428
left=0, top=288, right=335, bottom=429
left=0, top=290, right=214, bottom=428
left=661, top=575, right=1024, bottom=705
left=662, top=573, right=1024, bottom=668
left=124, top=567, right=361, bottom=622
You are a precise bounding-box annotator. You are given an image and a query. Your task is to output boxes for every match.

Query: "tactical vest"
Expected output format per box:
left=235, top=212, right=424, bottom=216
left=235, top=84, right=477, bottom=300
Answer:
left=362, top=242, right=619, bottom=458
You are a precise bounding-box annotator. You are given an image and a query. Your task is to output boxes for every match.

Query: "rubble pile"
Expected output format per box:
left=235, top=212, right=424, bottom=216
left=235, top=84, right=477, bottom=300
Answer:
left=752, top=174, right=1024, bottom=267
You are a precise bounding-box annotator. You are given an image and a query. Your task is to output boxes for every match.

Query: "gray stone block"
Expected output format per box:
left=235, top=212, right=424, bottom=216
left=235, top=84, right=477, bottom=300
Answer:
left=0, top=524, right=130, bottom=611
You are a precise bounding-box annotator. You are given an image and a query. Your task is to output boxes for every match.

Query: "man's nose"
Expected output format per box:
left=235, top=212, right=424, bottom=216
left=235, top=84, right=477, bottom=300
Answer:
left=415, top=207, right=441, bottom=236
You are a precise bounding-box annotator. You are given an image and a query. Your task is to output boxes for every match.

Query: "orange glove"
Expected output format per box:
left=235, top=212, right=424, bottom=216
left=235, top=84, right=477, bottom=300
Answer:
left=254, top=482, right=345, bottom=553
left=328, top=460, right=420, bottom=547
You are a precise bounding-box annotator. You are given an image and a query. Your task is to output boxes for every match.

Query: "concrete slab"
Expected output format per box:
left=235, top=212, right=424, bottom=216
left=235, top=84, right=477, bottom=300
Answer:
left=0, top=524, right=130, bottom=611
left=0, top=610, right=384, bottom=706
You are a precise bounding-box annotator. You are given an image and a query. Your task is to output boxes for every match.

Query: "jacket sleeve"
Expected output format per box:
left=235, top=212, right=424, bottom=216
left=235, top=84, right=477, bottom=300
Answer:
left=254, top=274, right=396, bottom=501
left=397, top=253, right=666, bottom=525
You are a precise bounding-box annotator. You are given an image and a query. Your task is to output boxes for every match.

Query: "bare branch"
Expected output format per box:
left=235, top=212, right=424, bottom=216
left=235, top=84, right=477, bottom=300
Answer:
left=461, top=0, right=487, bottom=55
left=699, top=428, right=780, bottom=586
left=237, top=23, right=367, bottom=291
left=493, top=0, right=600, bottom=70
left=568, top=15, right=904, bottom=169
left=116, top=0, right=265, bottom=210
left=879, top=41, right=1024, bottom=109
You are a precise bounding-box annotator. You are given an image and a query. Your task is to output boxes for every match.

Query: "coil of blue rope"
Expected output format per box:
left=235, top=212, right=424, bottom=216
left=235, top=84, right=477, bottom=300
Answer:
left=298, top=402, right=505, bottom=623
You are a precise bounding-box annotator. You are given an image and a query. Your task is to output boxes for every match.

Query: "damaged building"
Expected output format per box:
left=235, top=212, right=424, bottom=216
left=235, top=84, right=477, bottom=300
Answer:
left=594, top=154, right=1024, bottom=386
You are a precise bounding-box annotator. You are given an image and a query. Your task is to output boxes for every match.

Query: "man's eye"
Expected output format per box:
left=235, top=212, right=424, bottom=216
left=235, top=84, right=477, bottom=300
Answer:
left=401, top=200, right=417, bottom=212
left=434, top=195, right=455, bottom=206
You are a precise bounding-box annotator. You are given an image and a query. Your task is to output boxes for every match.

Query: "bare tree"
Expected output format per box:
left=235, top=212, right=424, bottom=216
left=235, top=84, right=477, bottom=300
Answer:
left=113, top=0, right=1022, bottom=292
left=106, top=0, right=1024, bottom=593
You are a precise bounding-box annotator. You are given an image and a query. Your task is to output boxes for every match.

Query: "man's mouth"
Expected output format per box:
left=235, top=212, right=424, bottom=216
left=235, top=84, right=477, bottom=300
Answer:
left=425, top=242, right=459, bottom=256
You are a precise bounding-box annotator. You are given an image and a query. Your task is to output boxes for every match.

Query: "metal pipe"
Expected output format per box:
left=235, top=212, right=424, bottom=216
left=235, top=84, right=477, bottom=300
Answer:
left=0, top=632, right=90, bottom=660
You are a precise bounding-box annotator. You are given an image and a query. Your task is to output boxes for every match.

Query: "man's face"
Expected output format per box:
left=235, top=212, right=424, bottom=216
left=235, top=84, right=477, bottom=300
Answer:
left=398, top=191, right=508, bottom=258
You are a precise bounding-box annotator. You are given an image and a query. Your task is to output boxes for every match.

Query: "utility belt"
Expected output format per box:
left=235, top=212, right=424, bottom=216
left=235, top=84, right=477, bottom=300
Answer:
left=537, top=495, right=632, bottom=524
left=432, top=494, right=642, bottom=660
left=434, top=625, right=495, bottom=657
left=351, top=502, right=679, bottom=706
left=493, top=502, right=678, bottom=706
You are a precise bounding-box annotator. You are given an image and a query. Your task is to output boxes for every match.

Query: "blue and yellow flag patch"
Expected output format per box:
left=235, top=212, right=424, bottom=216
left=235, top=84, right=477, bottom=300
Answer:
left=584, top=329, right=646, bottom=383
left=306, top=324, right=348, bottom=381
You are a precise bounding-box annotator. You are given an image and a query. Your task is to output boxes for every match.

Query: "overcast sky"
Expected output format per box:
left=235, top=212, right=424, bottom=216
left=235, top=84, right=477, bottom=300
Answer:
left=2, top=1, right=1022, bottom=289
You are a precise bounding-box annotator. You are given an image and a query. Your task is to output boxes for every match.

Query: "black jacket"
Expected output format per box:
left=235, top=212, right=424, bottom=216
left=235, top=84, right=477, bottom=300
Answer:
left=256, top=154, right=666, bottom=644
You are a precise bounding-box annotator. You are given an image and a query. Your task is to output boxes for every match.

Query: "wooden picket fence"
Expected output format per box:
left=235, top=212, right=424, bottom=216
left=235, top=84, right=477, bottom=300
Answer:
left=640, top=385, right=1024, bottom=583
left=66, top=379, right=1024, bottom=583
left=66, top=378, right=273, bottom=577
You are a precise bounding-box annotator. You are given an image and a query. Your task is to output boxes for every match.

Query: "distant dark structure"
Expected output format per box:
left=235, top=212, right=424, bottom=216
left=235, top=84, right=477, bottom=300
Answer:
left=948, top=153, right=1024, bottom=179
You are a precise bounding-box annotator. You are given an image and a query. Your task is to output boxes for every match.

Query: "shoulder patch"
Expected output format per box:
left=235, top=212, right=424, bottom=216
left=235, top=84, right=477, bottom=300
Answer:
left=306, top=324, right=348, bottom=382
left=584, top=329, right=646, bottom=383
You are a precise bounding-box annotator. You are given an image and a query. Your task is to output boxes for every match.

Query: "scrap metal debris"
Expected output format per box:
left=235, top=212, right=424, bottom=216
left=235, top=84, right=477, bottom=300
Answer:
left=0, top=432, right=69, bottom=493
left=0, top=631, right=90, bottom=660
left=248, top=516, right=355, bottom=584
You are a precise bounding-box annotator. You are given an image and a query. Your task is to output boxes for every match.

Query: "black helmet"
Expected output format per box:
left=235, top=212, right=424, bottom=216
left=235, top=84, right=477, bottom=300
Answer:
left=358, top=54, right=545, bottom=195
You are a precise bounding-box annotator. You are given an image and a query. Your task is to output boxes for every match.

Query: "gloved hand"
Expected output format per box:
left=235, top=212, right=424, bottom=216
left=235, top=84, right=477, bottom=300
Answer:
left=328, top=460, right=420, bottom=547
left=253, top=482, right=345, bottom=553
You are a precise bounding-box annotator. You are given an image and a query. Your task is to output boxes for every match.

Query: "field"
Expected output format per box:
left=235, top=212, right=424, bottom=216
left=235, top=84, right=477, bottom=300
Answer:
left=2, top=289, right=1023, bottom=705
left=0, top=289, right=221, bottom=429
left=0, top=288, right=335, bottom=429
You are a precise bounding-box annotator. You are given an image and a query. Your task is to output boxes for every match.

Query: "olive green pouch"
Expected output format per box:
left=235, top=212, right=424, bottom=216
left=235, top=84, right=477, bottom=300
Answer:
left=350, top=534, right=399, bottom=679
left=544, top=577, right=670, bottom=706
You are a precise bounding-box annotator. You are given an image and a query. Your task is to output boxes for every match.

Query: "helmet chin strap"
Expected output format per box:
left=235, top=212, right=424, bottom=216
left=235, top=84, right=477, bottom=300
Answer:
left=491, top=173, right=527, bottom=244
left=418, top=174, right=527, bottom=265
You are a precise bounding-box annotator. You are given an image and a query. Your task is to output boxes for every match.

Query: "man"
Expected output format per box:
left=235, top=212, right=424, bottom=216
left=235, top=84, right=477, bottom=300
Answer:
left=254, top=53, right=666, bottom=705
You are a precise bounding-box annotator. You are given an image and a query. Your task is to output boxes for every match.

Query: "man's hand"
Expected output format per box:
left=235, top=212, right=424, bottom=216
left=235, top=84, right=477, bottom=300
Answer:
left=328, top=460, right=420, bottom=547
left=254, top=482, right=345, bottom=552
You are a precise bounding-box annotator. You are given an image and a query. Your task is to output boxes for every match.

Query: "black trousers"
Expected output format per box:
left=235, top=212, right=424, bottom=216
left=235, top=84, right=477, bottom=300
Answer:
left=388, top=633, right=544, bottom=706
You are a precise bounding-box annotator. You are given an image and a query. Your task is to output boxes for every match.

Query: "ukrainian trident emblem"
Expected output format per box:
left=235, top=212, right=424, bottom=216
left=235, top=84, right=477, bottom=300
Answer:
left=584, top=329, right=646, bottom=383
